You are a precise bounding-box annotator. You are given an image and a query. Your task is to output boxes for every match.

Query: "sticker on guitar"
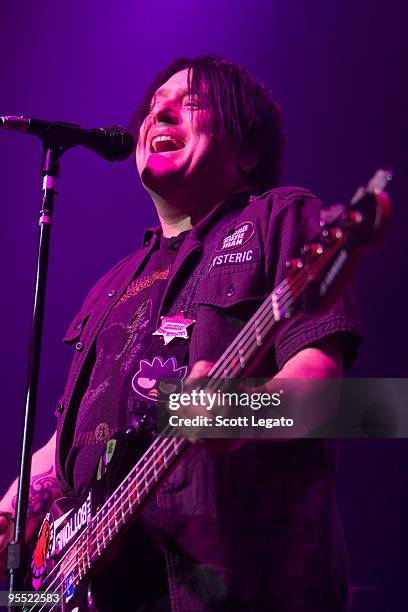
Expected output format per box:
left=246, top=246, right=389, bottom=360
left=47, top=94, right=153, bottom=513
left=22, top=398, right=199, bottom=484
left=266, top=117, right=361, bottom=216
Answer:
left=31, top=491, right=92, bottom=589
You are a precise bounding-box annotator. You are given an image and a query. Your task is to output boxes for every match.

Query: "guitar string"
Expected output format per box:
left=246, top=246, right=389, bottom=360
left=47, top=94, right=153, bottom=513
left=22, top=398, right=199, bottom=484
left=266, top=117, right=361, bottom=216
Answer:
left=31, top=232, right=350, bottom=604
left=24, top=437, right=185, bottom=612
left=34, top=232, right=348, bottom=601
left=31, top=263, right=292, bottom=602
left=30, top=432, right=182, bottom=601
left=34, top=442, right=185, bottom=612
left=59, top=261, right=309, bottom=543
left=30, top=435, right=185, bottom=606
left=32, top=262, right=330, bottom=604
left=73, top=229, right=349, bottom=543
left=33, top=253, right=326, bottom=598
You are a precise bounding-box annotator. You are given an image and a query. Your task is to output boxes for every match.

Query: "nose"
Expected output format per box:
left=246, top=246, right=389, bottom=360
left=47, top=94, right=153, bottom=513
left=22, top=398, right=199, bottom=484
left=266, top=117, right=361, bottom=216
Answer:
left=151, top=100, right=180, bottom=125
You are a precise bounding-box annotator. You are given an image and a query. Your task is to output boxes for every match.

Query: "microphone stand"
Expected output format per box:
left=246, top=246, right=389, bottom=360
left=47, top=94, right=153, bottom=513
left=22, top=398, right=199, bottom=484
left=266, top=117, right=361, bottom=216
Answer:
left=7, top=144, right=64, bottom=599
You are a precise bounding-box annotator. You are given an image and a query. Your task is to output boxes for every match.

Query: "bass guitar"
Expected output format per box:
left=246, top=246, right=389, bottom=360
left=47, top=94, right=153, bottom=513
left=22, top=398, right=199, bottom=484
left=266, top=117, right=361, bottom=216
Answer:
left=23, top=170, right=391, bottom=612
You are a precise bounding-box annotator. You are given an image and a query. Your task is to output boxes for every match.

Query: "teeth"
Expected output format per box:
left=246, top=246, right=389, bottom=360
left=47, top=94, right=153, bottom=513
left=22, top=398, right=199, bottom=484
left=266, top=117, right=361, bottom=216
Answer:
left=151, top=134, right=184, bottom=152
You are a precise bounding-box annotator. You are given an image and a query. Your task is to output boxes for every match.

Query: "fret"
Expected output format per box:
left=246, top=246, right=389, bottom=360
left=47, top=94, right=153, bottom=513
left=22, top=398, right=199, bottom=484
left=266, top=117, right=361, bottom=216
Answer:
left=255, top=319, right=262, bottom=346
left=120, top=484, right=127, bottom=522
left=95, top=512, right=102, bottom=557
left=60, top=544, right=79, bottom=596
left=271, top=292, right=281, bottom=321
left=81, top=532, right=88, bottom=574
left=143, top=457, right=150, bottom=494
left=238, top=347, right=246, bottom=369
left=162, top=442, right=168, bottom=468
left=128, top=474, right=136, bottom=513
left=173, top=437, right=179, bottom=456
left=135, top=468, right=143, bottom=500
left=153, top=444, right=159, bottom=481
left=80, top=531, right=86, bottom=572
left=76, top=544, right=82, bottom=580
left=112, top=493, right=119, bottom=532
left=106, top=500, right=112, bottom=542
left=101, top=508, right=107, bottom=548
left=88, top=521, right=96, bottom=564
left=86, top=533, right=91, bottom=570
left=275, top=282, right=285, bottom=295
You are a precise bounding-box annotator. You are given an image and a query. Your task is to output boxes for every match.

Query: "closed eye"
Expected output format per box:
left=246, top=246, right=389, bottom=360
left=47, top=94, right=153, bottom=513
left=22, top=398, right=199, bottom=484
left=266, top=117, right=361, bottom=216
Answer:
left=138, top=377, right=156, bottom=389
left=183, top=98, right=201, bottom=108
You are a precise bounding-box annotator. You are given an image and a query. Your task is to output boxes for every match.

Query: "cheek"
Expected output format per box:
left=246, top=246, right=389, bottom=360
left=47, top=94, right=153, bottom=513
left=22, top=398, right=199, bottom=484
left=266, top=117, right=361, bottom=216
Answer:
left=135, top=141, right=143, bottom=172
left=192, top=136, right=223, bottom=167
left=135, top=137, right=149, bottom=175
left=135, top=117, right=152, bottom=162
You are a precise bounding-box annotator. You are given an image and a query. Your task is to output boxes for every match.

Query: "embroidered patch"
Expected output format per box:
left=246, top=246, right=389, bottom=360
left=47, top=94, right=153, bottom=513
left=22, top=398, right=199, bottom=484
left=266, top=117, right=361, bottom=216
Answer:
left=217, top=222, right=254, bottom=252
left=74, top=426, right=117, bottom=448
left=132, top=356, right=187, bottom=403
left=114, top=267, right=171, bottom=308
left=94, top=422, right=110, bottom=443
left=209, top=248, right=259, bottom=271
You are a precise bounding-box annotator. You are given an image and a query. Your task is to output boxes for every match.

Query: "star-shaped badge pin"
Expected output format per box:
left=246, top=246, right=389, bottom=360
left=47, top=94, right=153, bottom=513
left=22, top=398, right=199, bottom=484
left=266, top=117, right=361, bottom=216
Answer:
left=153, top=312, right=196, bottom=345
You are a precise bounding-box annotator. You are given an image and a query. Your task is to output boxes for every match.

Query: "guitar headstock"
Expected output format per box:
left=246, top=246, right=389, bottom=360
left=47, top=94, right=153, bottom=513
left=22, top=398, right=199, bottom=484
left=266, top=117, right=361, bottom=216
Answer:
left=320, top=169, right=392, bottom=249
left=279, top=169, right=392, bottom=316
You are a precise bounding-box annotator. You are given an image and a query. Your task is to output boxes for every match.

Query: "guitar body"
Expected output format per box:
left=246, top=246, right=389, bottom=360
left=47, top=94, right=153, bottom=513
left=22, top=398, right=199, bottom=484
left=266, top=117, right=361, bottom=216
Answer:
left=27, top=428, right=155, bottom=612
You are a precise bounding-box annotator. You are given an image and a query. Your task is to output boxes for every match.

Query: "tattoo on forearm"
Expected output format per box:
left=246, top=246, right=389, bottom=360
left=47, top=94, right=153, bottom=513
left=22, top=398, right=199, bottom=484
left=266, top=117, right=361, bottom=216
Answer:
left=11, top=466, right=60, bottom=518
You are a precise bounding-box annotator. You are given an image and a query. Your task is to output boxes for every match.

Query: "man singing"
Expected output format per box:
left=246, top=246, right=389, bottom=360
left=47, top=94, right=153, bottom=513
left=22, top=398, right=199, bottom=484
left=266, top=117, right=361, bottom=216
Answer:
left=0, top=55, right=361, bottom=611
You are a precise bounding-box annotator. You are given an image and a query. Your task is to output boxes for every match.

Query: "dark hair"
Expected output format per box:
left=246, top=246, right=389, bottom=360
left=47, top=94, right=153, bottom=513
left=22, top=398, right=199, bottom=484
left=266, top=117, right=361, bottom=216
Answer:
left=131, top=55, right=285, bottom=193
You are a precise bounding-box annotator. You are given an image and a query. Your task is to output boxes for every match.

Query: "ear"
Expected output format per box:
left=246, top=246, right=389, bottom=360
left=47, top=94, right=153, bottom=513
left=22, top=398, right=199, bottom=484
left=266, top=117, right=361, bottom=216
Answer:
left=238, top=149, right=258, bottom=175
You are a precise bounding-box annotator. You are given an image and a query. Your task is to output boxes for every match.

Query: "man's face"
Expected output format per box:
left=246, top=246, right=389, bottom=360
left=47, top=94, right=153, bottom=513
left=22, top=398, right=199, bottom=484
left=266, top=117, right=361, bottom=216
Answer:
left=136, top=69, right=240, bottom=197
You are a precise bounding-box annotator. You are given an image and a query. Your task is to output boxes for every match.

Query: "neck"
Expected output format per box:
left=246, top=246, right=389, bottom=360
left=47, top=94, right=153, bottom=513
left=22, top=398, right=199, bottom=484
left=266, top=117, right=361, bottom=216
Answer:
left=148, top=181, right=250, bottom=238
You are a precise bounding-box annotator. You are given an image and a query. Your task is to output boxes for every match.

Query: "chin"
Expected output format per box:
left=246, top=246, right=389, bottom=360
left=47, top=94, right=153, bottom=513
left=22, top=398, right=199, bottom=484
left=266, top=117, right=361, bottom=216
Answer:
left=141, top=153, right=184, bottom=191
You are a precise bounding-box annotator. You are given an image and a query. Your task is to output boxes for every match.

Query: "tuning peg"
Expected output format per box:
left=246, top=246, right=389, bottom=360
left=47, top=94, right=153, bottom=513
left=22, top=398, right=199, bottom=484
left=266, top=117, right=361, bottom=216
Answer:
left=285, top=258, right=304, bottom=273
left=301, top=243, right=324, bottom=258
left=344, top=210, right=363, bottom=227
left=321, top=227, right=343, bottom=244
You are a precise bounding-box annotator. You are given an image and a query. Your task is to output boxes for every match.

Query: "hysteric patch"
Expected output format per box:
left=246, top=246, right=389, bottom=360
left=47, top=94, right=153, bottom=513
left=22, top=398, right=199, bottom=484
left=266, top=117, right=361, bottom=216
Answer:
left=217, top=222, right=254, bottom=252
left=209, top=248, right=259, bottom=271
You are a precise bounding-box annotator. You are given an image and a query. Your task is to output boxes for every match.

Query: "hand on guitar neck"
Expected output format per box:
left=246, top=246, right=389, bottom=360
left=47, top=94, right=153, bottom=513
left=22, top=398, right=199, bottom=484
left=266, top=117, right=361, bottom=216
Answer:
left=179, top=335, right=342, bottom=450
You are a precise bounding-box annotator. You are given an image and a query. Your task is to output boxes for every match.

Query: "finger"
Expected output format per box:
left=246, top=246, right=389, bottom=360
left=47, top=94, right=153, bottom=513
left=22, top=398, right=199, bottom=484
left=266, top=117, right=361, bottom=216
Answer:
left=187, top=360, right=214, bottom=379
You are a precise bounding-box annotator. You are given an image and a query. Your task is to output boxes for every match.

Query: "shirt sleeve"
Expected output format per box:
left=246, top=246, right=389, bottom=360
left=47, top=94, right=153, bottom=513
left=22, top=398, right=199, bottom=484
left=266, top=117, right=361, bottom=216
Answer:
left=265, top=191, right=363, bottom=371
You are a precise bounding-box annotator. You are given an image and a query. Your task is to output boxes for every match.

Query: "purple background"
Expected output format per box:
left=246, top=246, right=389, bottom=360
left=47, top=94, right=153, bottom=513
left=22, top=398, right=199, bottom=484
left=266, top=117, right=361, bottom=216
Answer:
left=1, top=2, right=407, bottom=609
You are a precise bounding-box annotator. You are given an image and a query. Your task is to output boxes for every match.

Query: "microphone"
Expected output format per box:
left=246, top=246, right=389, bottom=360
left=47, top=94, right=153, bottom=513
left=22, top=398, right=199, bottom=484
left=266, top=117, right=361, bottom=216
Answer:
left=0, top=115, right=135, bottom=161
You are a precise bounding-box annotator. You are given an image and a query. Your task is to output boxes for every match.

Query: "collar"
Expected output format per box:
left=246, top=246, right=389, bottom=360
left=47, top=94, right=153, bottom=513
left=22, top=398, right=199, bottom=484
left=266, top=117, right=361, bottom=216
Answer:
left=141, top=190, right=252, bottom=248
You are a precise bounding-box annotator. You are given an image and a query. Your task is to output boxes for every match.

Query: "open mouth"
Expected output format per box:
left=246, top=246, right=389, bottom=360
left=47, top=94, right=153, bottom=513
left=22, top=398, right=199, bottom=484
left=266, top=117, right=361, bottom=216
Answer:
left=151, top=134, right=185, bottom=153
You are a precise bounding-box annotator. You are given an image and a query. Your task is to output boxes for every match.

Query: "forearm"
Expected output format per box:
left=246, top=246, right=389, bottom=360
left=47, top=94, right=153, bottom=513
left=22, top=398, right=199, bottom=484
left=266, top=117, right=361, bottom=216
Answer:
left=0, top=432, right=61, bottom=540
left=260, top=340, right=343, bottom=437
